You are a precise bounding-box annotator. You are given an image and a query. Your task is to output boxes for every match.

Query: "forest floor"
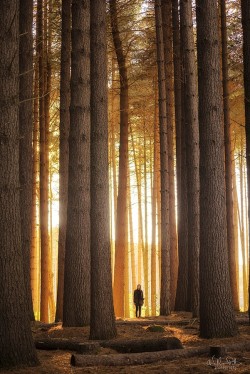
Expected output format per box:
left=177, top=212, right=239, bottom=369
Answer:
left=1, top=312, right=250, bottom=373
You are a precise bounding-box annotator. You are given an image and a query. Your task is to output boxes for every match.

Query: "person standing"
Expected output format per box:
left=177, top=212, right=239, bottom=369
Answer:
left=133, top=284, right=144, bottom=318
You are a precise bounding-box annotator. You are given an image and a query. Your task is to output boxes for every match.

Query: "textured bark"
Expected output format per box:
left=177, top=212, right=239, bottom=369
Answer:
left=19, top=0, right=35, bottom=321
left=220, top=0, right=239, bottom=312
left=172, top=0, right=188, bottom=312
left=37, top=0, right=50, bottom=322
left=110, top=0, right=129, bottom=318
left=0, top=0, right=38, bottom=367
left=180, top=0, right=199, bottom=318
left=31, top=51, right=40, bottom=319
left=196, top=0, right=237, bottom=338
left=71, top=346, right=210, bottom=367
left=240, top=0, right=250, bottom=322
left=155, top=0, right=171, bottom=316
left=161, top=0, right=178, bottom=310
left=175, top=57, right=189, bottom=311
left=151, top=76, right=158, bottom=316
left=56, top=0, right=71, bottom=323
left=63, top=0, right=91, bottom=327
left=89, top=0, right=117, bottom=340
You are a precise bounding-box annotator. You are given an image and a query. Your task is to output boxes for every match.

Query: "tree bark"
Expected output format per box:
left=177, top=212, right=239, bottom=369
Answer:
left=240, top=0, right=250, bottom=323
left=63, top=0, right=91, bottom=327
left=37, top=0, right=50, bottom=323
left=0, top=0, right=38, bottom=367
left=71, top=346, right=209, bottom=367
left=220, top=0, right=239, bottom=312
left=19, top=0, right=35, bottom=322
left=196, top=0, right=237, bottom=338
left=55, top=0, right=71, bottom=323
left=180, top=0, right=200, bottom=318
left=89, top=0, right=117, bottom=340
left=161, top=0, right=178, bottom=311
left=109, top=0, right=129, bottom=318
left=155, top=0, right=171, bottom=316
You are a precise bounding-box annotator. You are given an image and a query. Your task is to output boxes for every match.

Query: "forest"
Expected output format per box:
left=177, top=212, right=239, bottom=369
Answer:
left=0, top=0, right=250, bottom=372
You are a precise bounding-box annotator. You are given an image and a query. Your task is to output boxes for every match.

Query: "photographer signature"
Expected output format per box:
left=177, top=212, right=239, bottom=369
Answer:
left=207, top=356, right=241, bottom=371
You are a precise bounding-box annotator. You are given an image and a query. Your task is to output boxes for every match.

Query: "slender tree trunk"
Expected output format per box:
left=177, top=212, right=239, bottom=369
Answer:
left=38, top=0, right=50, bottom=322
left=89, top=0, right=117, bottom=339
left=175, top=42, right=189, bottom=311
left=172, top=0, right=188, bottom=312
left=19, top=0, right=35, bottom=321
left=196, top=0, right=237, bottom=338
left=143, top=121, right=149, bottom=316
left=55, top=0, right=71, bottom=323
left=0, top=0, right=39, bottom=366
left=220, top=0, right=239, bottom=311
left=31, top=51, right=40, bottom=319
left=240, top=0, right=250, bottom=322
left=63, top=0, right=91, bottom=327
left=151, top=75, right=158, bottom=316
left=162, top=0, right=178, bottom=310
left=180, top=0, right=200, bottom=318
left=128, top=171, right=137, bottom=293
left=110, top=0, right=129, bottom=318
left=155, top=0, right=171, bottom=316
left=239, top=152, right=248, bottom=311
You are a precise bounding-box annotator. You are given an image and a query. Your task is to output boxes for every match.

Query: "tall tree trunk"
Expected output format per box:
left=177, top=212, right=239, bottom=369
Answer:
left=0, top=0, right=38, bottom=366
left=220, top=0, right=239, bottom=311
left=143, top=121, right=149, bottom=316
left=151, top=75, right=158, bottom=316
left=110, top=0, right=129, bottom=318
left=56, top=0, right=71, bottom=323
left=240, top=0, right=250, bottom=322
left=38, top=0, right=50, bottom=323
left=31, top=51, right=40, bottom=319
left=89, top=0, right=117, bottom=339
left=128, top=171, right=137, bottom=292
left=19, top=0, right=35, bottom=321
left=172, top=0, right=188, bottom=312
left=180, top=0, right=199, bottom=318
left=175, top=41, right=189, bottom=311
left=155, top=0, right=171, bottom=316
left=161, top=0, right=178, bottom=310
left=63, top=0, right=90, bottom=327
left=196, top=0, right=237, bottom=338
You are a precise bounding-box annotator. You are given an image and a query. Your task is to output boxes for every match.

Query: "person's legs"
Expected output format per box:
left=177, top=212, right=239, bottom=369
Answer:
left=139, top=305, right=141, bottom=317
left=136, top=304, right=139, bottom=317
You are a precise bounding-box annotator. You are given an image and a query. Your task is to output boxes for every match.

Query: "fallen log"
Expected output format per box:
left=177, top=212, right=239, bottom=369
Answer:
left=101, top=337, right=183, bottom=353
left=71, top=340, right=250, bottom=367
left=116, top=319, right=192, bottom=327
left=71, top=346, right=209, bottom=367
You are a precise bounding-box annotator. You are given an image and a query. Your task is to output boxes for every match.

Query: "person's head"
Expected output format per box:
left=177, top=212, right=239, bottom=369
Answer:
left=137, top=284, right=141, bottom=290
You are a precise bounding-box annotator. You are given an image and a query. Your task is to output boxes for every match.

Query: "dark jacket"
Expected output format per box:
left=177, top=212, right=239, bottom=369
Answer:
left=134, top=289, right=144, bottom=306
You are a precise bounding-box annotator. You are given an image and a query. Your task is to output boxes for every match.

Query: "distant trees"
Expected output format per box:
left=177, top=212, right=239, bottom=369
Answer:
left=56, top=0, right=71, bottom=323
left=0, top=0, right=38, bottom=367
left=240, top=0, right=250, bottom=322
left=109, top=0, right=129, bottom=318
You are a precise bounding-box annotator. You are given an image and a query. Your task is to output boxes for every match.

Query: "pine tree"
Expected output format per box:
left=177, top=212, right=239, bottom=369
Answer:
left=89, top=0, right=117, bottom=340
left=196, top=0, right=237, bottom=338
left=19, top=0, right=35, bottom=321
left=0, top=0, right=38, bottom=366
left=63, top=0, right=91, bottom=327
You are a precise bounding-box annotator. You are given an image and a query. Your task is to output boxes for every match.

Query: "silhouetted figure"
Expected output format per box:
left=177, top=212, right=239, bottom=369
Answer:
left=133, top=284, right=144, bottom=318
